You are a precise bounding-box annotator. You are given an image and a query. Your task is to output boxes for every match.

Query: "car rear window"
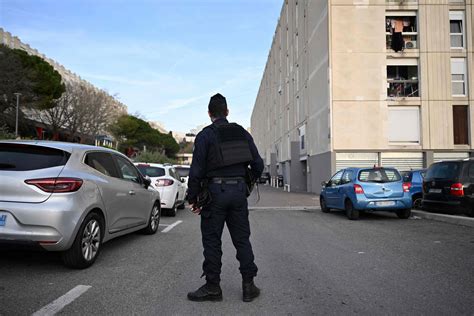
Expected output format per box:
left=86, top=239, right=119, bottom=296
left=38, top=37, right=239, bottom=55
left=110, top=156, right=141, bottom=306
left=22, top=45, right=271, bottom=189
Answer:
left=358, top=168, right=401, bottom=183
left=0, top=143, right=70, bottom=171
left=175, top=167, right=190, bottom=178
left=425, top=162, right=461, bottom=180
left=136, top=165, right=165, bottom=177
left=401, top=171, right=412, bottom=182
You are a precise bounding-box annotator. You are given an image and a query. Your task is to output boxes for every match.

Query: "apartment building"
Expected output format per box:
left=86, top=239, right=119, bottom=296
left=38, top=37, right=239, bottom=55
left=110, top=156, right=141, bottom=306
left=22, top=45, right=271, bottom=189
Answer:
left=251, top=0, right=474, bottom=193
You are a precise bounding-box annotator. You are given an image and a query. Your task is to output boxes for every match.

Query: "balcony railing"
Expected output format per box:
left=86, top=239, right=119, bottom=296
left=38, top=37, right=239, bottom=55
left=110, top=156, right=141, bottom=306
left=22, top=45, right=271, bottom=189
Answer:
left=386, top=0, right=418, bottom=4
left=387, top=80, right=419, bottom=98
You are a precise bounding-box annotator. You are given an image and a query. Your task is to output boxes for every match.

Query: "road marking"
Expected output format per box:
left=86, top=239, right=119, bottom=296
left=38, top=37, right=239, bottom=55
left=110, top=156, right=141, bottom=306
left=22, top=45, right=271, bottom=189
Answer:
left=357, top=252, right=366, bottom=254
left=32, top=285, right=91, bottom=316
left=161, top=220, right=183, bottom=233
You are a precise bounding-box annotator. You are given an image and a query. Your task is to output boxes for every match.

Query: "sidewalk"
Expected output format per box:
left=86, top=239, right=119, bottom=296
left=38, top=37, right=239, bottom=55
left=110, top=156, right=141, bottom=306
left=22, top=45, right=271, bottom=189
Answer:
left=248, top=184, right=318, bottom=208
left=248, top=184, right=474, bottom=228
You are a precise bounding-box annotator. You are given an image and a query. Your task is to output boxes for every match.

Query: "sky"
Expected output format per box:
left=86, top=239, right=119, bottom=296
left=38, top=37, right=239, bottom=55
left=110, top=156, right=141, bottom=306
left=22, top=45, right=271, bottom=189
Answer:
left=0, top=0, right=282, bottom=133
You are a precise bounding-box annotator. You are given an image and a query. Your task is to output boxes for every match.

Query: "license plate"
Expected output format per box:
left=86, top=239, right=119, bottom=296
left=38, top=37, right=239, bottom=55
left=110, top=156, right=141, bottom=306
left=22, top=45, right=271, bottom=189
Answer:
left=376, top=201, right=395, bottom=207
left=0, top=215, right=6, bottom=226
left=429, top=188, right=442, bottom=194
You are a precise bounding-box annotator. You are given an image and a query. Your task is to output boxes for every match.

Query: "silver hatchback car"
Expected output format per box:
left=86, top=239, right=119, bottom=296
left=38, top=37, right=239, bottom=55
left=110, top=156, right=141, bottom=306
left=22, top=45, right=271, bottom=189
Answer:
left=0, top=141, right=161, bottom=268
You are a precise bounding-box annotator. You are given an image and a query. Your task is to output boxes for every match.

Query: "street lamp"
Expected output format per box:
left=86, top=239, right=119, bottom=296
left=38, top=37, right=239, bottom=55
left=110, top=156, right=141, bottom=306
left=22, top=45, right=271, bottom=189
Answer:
left=13, top=93, right=21, bottom=138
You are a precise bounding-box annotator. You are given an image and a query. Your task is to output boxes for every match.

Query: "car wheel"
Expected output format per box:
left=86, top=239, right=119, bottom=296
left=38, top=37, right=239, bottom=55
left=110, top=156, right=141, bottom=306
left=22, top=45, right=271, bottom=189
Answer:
left=345, top=200, right=359, bottom=220
left=412, top=196, right=423, bottom=210
left=320, top=197, right=330, bottom=213
left=61, top=212, right=103, bottom=269
left=168, top=199, right=177, bottom=217
left=396, top=208, right=411, bottom=219
left=141, top=204, right=161, bottom=235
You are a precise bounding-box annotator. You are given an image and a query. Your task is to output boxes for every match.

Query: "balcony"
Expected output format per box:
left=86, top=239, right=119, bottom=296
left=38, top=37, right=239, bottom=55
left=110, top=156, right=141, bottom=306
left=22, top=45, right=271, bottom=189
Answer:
left=387, top=65, right=419, bottom=98
left=386, top=15, right=417, bottom=51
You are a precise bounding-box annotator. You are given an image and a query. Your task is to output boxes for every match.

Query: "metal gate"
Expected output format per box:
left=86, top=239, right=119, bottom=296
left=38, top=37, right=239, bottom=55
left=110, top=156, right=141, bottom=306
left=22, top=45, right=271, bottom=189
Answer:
left=335, top=153, right=379, bottom=171
left=433, top=152, right=469, bottom=163
left=381, top=152, right=424, bottom=171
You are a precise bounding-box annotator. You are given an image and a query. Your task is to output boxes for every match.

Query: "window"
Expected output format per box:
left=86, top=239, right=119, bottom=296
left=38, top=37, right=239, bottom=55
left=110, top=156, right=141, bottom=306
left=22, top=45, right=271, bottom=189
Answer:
left=358, top=168, right=401, bottom=183
left=453, top=105, right=469, bottom=145
left=387, top=64, right=419, bottom=97
left=451, top=58, right=467, bottom=96
left=0, top=144, right=70, bottom=171
left=450, top=11, right=464, bottom=48
left=115, top=156, right=141, bottom=183
left=468, top=163, right=474, bottom=179
left=298, top=124, right=305, bottom=151
left=388, top=106, right=420, bottom=144
left=386, top=13, right=418, bottom=51
left=425, top=162, right=461, bottom=180
left=341, top=170, right=354, bottom=184
left=136, top=164, right=165, bottom=177
left=328, top=171, right=344, bottom=186
left=85, top=152, right=119, bottom=178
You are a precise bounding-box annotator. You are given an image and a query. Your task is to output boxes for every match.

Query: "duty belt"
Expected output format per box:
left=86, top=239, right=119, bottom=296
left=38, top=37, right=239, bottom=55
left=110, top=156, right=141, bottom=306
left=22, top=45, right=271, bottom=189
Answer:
left=210, top=177, right=246, bottom=184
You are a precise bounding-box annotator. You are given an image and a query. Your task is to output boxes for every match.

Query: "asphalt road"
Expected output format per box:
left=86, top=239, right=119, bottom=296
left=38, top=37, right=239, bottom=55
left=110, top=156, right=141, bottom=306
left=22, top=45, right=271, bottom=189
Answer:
left=1, top=204, right=473, bottom=315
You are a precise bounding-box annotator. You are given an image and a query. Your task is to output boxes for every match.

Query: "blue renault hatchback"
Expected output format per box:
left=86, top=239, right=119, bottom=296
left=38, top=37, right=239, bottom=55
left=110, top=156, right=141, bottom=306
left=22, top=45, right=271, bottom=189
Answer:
left=320, top=167, right=412, bottom=220
left=400, top=169, right=426, bottom=209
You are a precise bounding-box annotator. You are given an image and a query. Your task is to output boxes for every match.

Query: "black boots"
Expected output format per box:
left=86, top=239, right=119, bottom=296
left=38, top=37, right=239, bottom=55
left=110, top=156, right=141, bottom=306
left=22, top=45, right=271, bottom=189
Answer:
left=242, top=280, right=260, bottom=302
left=187, top=282, right=223, bottom=302
left=187, top=280, right=260, bottom=302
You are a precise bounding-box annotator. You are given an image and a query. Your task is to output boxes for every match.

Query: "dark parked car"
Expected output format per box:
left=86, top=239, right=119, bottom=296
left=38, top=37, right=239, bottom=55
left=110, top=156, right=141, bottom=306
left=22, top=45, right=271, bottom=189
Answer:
left=422, top=160, right=474, bottom=217
left=400, top=169, right=426, bottom=209
left=259, top=172, right=270, bottom=184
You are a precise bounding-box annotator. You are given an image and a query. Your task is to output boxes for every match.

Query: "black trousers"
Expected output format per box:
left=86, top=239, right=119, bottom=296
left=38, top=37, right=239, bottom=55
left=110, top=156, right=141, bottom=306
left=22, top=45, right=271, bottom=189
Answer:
left=200, top=182, right=258, bottom=284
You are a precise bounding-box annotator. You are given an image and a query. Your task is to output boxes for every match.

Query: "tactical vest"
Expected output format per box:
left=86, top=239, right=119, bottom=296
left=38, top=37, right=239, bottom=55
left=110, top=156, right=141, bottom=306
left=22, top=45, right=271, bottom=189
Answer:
left=205, top=122, right=253, bottom=173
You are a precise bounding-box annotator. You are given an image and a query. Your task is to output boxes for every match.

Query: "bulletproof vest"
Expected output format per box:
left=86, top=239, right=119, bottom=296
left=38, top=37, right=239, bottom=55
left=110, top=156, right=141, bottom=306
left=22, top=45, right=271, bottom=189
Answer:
left=206, top=122, right=253, bottom=173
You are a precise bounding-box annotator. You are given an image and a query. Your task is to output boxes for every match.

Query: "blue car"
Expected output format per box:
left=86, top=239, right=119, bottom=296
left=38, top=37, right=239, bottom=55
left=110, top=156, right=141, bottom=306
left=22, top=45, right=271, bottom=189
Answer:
left=400, top=169, right=426, bottom=209
left=320, top=167, right=412, bottom=220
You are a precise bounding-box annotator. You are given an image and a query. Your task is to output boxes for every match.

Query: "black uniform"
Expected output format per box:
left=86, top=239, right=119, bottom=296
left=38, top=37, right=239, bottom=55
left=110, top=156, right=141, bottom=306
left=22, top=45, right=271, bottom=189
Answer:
left=187, top=117, right=264, bottom=284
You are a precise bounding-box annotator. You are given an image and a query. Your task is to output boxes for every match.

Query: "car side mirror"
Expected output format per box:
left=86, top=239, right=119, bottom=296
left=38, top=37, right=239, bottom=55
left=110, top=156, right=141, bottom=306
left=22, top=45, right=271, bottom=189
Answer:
left=321, top=181, right=328, bottom=187
left=143, top=176, right=151, bottom=189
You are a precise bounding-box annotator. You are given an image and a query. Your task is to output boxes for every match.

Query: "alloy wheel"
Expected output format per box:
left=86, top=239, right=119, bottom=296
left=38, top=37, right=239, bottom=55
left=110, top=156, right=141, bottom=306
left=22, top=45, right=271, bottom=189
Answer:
left=150, top=205, right=160, bottom=231
left=81, top=219, right=101, bottom=261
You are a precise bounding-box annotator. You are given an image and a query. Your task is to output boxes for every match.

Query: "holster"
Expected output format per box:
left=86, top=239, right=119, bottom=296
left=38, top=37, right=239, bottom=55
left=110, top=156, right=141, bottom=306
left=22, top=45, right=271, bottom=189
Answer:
left=195, top=179, right=212, bottom=209
left=245, top=168, right=256, bottom=197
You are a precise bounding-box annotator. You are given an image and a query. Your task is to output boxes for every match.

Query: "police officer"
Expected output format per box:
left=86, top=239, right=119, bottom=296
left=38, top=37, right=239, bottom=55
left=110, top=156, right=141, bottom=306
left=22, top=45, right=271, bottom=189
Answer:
left=187, top=93, right=264, bottom=302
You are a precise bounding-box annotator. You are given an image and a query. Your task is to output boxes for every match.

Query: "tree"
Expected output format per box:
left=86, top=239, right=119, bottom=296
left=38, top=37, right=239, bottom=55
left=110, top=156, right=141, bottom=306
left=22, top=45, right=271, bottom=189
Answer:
left=0, top=44, right=65, bottom=131
left=110, top=114, right=179, bottom=157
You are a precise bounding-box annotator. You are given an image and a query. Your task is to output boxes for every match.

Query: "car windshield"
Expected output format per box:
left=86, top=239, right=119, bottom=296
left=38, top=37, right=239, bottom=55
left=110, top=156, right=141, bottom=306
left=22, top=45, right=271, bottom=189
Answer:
left=425, top=162, right=461, bottom=180
left=358, top=168, right=401, bottom=183
left=175, top=167, right=190, bottom=178
left=136, top=165, right=165, bottom=177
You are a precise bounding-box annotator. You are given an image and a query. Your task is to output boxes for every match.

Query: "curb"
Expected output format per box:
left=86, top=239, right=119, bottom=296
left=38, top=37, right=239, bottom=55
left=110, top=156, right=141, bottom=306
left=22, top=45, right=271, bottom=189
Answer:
left=411, top=210, right=474, bottom=228
left=249, top=206, right=318, bottom=212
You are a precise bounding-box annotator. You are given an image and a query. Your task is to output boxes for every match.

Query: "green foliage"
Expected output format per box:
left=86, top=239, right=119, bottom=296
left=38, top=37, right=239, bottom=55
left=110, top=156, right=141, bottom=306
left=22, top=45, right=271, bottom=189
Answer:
left=134, top=151, right=177, bottom=164
left=111, top=114, right=179, bottom=157
left=0, top=125, right=15, bottom=140
left=179, top=141, right=194, bottom=154
left=0, top=44, right=65, bottom=111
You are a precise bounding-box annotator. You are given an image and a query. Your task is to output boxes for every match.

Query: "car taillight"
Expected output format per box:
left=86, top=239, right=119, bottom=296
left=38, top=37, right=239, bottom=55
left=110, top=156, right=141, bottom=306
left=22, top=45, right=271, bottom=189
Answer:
left=156, top=179, right=174, bottom=186
left=25, top=178, right=83, bottom=193
left=354, top=184, right=364, bottom=194
left=403, top=182, right=412, bottom=193
left=450, top=183, right=464, bottom=197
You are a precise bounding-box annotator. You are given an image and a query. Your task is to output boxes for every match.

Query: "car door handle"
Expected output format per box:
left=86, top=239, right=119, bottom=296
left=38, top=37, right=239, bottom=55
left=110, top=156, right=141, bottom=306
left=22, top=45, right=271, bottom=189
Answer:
left=128, top=190, right=136, bottom=195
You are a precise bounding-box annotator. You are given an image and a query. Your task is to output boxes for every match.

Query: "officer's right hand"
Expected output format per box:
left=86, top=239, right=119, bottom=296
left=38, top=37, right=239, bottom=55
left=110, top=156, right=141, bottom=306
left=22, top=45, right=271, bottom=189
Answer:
left=190, top=203, right=202, bottom=215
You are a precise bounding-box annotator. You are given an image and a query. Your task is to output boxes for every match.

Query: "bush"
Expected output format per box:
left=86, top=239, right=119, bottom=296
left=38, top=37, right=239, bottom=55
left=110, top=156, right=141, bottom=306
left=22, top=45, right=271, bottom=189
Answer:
left=133, top=151, right=177, bottom=164
left=0, top=125, right=16, bottom=140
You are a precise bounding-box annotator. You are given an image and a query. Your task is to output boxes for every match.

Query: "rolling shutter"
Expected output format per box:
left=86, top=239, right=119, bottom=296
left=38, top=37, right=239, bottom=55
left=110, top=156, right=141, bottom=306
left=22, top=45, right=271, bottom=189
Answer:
left=433, top=152, right=469, bottom=163
left=381, top=152, right=424, bottom=171
left=336, top=153, right=379, bottom=171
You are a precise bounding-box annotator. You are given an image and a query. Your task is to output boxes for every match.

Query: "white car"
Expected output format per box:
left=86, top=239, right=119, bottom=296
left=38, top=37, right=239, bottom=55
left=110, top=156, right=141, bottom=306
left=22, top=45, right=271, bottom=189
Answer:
left=174, top=165, right=190, bottom=192
left=135, top=163, right=186, bottom=216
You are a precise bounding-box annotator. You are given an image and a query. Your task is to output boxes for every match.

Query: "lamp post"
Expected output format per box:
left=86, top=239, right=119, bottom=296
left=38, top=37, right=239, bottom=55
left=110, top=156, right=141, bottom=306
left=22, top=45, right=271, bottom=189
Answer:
left=13, top=93, right=21, bottom=138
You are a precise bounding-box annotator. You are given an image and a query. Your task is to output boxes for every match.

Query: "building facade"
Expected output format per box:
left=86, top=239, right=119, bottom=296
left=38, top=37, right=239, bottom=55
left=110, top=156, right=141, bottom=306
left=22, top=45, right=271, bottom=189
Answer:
left=251, top=0, right=474, bottom=193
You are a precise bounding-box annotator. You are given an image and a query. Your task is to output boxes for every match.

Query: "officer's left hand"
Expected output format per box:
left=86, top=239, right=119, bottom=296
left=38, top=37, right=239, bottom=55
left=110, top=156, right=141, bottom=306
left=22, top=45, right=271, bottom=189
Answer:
left=190, top=204, right=202, bottom=215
